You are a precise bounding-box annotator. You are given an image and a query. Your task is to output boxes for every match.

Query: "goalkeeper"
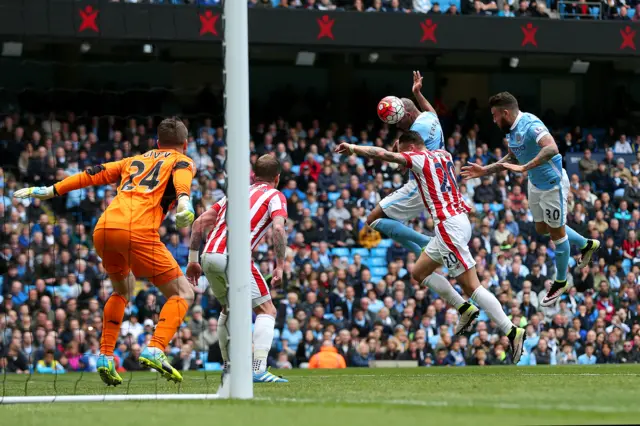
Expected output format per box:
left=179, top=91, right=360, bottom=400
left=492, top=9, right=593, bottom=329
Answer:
left=15, top=117, right=197, bottom=386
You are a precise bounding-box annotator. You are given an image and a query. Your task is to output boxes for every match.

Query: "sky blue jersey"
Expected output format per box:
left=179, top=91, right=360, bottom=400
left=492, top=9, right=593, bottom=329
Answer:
left=508, top=111, right=563, bottom=190
left=411, top=111, right=444, bottom=151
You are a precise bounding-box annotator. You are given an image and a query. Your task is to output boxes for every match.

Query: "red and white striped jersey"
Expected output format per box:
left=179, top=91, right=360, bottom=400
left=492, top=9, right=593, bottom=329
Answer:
left=400, top=149, right=470, bottom=225
left=203, top=183, right=288, bottom=254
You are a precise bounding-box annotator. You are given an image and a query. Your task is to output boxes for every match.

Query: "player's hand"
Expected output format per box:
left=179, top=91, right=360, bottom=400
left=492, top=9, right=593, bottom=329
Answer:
left=176, top=196, right=195, bottom=228
left=335, top=143, right=354, bottom=155
left=502, top=163, right=526, bottom=173
left=186, top=261, right=202, bottom=287
left=412, top=71, right=423, bottom=94
left=271, top=266, right=283, bottom=287
left=13, top=186, right=54, bottom=200
left=460, top=162, right=486, bottom=180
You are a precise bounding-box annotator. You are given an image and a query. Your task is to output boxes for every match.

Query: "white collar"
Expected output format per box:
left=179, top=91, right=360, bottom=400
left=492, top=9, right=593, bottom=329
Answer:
left=510, top=111, right=523, bottom=131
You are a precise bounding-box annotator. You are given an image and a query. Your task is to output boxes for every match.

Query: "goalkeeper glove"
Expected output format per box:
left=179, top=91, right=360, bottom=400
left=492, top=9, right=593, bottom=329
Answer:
left=14, top=186, right=55, bottom=200
left=176, top=195, right=195, bottom=228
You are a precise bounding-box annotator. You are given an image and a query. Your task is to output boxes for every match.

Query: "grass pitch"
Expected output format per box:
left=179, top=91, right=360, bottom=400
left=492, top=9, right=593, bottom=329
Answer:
left=2, top=365, right=640, bottom=425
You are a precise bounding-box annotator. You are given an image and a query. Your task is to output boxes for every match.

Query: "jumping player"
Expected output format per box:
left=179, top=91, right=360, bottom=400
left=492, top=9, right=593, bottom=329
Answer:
left=367, top=71, right=440, bottom=256
left=461, top=92, right=600, bottom=307
left=336, top=131, right=526, bottom=363
left=186, top=154, right=288, bottom=383
left=15, top=117, right=197, bottom=385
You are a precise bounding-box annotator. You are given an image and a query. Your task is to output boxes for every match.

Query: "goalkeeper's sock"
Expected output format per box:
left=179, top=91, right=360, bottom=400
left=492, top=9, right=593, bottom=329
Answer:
left=217, top=312, right=230, bottom=363
left=149, top=295, right=188, bottom=351
left=100, top=293, right=127, bottom=357
left=253, top=314, right=275, bottom=374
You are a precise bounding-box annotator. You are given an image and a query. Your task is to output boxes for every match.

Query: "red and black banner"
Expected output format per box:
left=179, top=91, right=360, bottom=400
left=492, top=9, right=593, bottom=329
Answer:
left=0, top=0, right=637, bottom=57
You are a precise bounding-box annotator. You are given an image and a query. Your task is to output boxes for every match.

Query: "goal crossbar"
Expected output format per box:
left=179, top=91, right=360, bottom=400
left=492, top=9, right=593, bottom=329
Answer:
left=0, top=393, right=220, bottom=404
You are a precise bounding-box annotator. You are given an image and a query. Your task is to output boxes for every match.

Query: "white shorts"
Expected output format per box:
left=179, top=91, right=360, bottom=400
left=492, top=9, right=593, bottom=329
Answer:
left=201, top=252, right=271, bottom=308
left=528, top=170, right=569, bottom=229
left=424, top=214, right=476, bottom=278
left=380, top=180, right=425, bottom=222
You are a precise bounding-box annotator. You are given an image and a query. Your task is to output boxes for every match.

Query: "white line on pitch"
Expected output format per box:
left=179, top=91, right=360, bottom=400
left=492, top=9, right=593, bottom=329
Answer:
left=254, top=396, right=640, bottom=414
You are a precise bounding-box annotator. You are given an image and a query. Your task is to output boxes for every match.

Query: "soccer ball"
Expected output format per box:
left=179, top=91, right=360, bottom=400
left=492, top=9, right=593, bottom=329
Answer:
left=377, top=96, right=405, bottom=124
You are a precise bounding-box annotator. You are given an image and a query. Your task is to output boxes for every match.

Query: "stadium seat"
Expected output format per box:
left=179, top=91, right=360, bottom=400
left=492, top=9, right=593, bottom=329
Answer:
left=628, top=7, right=635, bottom=18
left=378, top=239, right=393, bottom=248
left=368, top=257, right=387, bottom=267
left=475, top=203, right=483, bottom=212
left=490, top=203, right=504, bottom=213
left=202, top=362, right=223, bottom=371
left=351, top=248, right=370, bottom=257
left=370, top=276, right=384, bottom=284
left=291, top=165, right=300, bottom=175
left=331, top=247, right=350, bottom=257
left=328, top=192, right=341, bottom=202
left=371, top=267, right=388, bottom=276
left=371, top=247, right=388, bottom=258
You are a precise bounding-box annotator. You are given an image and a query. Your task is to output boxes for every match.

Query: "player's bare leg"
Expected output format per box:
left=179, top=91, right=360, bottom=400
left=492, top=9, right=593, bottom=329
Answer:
left=139, top=275, right=194, bottom=383
left=252, top=300, right=287, bottom=383
left=411, top=252, right=478, bottom=335
left=456, top=268, right=524, bottom=363
left=216, top=305, right=230, bottom=371
left=367, top=206, right=429, bottom=256
left=97, top=271, right=136, bottom=386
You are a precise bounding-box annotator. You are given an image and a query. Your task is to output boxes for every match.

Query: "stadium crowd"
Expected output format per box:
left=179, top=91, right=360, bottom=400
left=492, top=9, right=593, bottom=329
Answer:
left=105, top=0, right=640, bottom=21
left=0, top=102, right=639, bottom=376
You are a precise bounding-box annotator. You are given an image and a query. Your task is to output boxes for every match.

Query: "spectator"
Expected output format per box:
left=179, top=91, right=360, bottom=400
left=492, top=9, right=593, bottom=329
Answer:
left=498, top=2, right=515, bottom=15
left=36, top=350, right=65, bottom=374
left=308, top=340, right=347, bottom=368
left=123, top=344, right=146, bottom=371
left=577, top=343, right=597, bottom=365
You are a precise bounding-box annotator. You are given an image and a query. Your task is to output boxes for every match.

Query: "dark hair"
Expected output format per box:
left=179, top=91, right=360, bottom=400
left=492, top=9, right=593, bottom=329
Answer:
left=254, top=154, right=282, bottom=181
left=488, top=92, right=519, bottom=111
left=157, top=117, right=188, bottom=147
left=398, top=130, right=425, bottom=146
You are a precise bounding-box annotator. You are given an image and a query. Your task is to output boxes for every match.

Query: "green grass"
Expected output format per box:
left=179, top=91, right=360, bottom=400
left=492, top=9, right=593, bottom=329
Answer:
left=2, top=365, right=640, bottom=425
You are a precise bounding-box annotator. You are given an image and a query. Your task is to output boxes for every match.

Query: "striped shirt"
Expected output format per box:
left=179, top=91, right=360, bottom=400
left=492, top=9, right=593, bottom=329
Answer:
left=204, top=183, right=288, bottom=254
left=400, top=149, right=470, bottom=225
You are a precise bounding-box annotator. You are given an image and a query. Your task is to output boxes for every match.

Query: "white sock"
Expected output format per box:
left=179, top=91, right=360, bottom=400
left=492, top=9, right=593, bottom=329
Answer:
left=253, top=314, right=275, bottom=373
left=423, top=274, right=466, bottom=310
left=217, top=312, right=230, bottom=363
left=471, top=286, right=514, bottom=334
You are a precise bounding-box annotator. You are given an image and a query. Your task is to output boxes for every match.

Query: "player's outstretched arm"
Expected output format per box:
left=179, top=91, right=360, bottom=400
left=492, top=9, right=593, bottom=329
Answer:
left=14, top=161, right=125, bottom=200
left=335, top=143, right=408, bottom=166
left=412, top=71, right=436, bottom=115
left=461, top=150, right=518, bottom=179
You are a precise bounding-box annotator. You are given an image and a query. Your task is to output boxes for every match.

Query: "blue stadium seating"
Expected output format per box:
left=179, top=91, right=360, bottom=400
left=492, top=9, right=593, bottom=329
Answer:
left=291, top=165, right=300, bottom=174
left=371, top=247, right=388, bottom=258
left=377, top=239, right=394, bottom=248
left=331, top=247, right=350, bottom=257
left=328, top=192, right=341, bottom=202
left=371, top=267, right=388, bottom=276
left=368, top=257, right=387, bottom=267
left=351, top=248, right=370, bottom=257
left=202, top=362, right=223, bottom=371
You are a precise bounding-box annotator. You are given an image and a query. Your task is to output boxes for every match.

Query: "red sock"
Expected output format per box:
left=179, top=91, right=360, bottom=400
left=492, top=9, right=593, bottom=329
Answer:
left=100, top=293, right=127, bottom=356
left=148, top=296, right=188, bottom=351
